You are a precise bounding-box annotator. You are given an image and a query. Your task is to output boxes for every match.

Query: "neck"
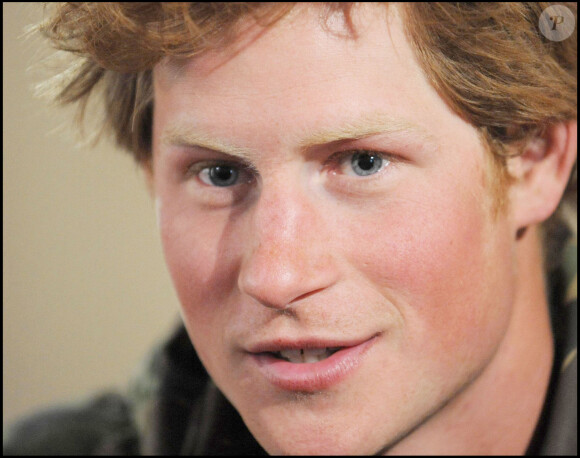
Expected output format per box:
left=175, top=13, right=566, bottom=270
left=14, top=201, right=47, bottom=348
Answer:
left=387, top=226, right=555, bottom=455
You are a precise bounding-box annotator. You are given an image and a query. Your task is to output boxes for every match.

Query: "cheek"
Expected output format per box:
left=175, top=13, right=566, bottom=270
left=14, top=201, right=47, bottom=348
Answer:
left=347, top=183, right=515, bottom=368
left=157, top=204, right=237, bottom=365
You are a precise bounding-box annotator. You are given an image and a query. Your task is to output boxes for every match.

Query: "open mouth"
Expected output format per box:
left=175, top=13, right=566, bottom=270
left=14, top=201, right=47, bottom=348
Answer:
left=268, top=347, right=343, bottom=364
left=249, top=335, right=380, bottom=391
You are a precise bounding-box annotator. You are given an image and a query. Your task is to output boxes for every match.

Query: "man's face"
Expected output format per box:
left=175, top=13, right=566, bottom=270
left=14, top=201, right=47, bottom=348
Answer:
left=151, top=4, right=517, bottom=455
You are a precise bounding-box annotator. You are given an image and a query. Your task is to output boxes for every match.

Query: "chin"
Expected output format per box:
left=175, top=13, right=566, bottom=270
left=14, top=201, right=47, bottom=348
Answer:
left=247, top=415, right=382, bottom=456
left=258, top=435, right=375, bottom=456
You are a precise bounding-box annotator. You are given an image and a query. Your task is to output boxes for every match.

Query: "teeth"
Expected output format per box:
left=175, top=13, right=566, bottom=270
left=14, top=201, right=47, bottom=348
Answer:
left=277, top=348, right=339, bottom=363
left=279, top=349, right=303, bottom=363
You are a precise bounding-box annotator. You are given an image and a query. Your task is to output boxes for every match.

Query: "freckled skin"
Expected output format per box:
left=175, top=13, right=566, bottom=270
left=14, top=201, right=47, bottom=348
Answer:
left=148, top=4, right=554, bottom=455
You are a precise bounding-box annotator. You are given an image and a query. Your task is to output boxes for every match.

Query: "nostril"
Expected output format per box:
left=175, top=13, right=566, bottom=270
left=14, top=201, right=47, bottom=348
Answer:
left=291, top=287, right=326, bottom=304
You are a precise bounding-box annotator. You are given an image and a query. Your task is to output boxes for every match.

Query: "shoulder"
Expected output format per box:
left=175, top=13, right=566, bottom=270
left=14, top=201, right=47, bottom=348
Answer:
left=2, top=322, right=202, bottom=456
left=535, top=232, right=577, bottom=455
left=3, top=392, right=139, bottom=455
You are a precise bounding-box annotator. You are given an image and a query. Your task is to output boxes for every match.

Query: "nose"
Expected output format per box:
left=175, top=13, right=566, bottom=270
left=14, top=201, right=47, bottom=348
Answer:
left=237, top=179, right=338, bottom=310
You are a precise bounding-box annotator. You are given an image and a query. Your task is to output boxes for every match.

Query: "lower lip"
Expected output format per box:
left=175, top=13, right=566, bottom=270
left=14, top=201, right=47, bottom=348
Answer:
left=250, top=335, right=379, bottom=392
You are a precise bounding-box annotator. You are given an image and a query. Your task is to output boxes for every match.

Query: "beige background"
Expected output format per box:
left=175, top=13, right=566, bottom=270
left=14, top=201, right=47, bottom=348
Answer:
left=3, top=3, right=180, bottom=427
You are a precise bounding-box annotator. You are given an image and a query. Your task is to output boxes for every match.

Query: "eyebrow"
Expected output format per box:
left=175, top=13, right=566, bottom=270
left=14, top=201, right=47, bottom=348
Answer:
left=298, top=113, right=437, bottom=150
left=162, top=126, right=256, bottom=162
left=161, top=112, right=437, bottom=160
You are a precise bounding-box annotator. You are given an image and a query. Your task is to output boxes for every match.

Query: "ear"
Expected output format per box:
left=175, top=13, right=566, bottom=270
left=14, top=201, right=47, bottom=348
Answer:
left=507, top=121, right=577, bottom=233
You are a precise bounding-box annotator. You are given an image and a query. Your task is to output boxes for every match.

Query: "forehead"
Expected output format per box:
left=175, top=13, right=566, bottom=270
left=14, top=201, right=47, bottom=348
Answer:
left=156, top=4, right=375, bottom=80
left=154, top=4, right=403, bottom=89
left=152, top=3, right=479, bottom=161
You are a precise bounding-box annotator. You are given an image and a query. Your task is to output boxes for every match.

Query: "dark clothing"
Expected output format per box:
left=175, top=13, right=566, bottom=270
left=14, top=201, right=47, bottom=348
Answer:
left=4, top=239, right=577, bottom=455
left=4, top=324, right=265, bottom=456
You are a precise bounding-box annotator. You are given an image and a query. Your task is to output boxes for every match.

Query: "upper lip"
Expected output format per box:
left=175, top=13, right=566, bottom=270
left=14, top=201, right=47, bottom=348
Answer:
left=245, top=333, right=380, bottom=354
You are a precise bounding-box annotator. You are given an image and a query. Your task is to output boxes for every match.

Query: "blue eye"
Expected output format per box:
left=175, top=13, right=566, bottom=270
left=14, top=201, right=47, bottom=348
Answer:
left=349, top=151, right=386, bottom=176
left=199, top=165, right=239, bottom=187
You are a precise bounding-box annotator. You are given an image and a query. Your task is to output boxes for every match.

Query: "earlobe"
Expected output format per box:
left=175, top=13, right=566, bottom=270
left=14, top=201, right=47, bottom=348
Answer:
left=508, top=121, right=577, bottom=234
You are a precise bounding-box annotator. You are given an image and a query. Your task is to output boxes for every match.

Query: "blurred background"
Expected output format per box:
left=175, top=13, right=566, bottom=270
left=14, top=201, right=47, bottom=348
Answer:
left=3, top=3, right=180, bottom=426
